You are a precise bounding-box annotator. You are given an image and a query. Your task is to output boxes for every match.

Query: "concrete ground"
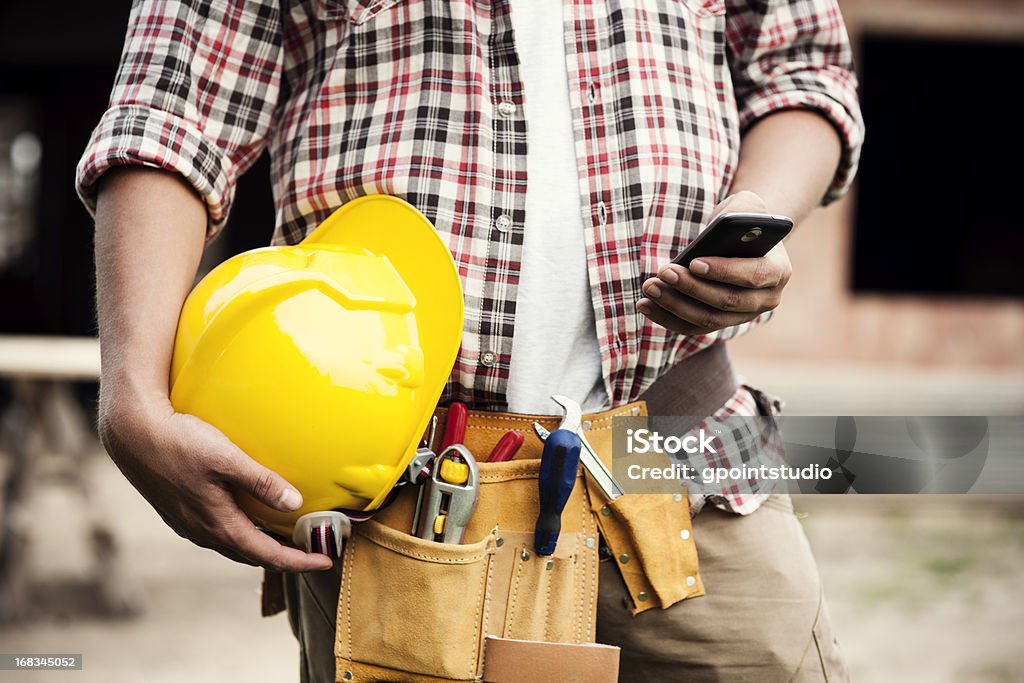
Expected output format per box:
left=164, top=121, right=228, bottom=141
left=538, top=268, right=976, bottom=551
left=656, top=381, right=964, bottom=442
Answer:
left=798, top=496, right=1024, bottom=683
left=1, top=361, right=1022, bottom=682
left=0, top=453, right=298, bottom=682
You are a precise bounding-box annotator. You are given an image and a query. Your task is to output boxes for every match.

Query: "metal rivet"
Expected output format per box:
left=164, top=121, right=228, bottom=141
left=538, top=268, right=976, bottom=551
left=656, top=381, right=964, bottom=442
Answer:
left=497, top=101, right=516, bottom=117
left=545, top=560, right=554, bottom=571
left=481, top=350, right=497, bottom=367
left=673, top=493, right=683, bottom=503
left=619, top=554, right=630, bottom=564
left=685, top=576, right=696, bottom=587
left=495, top=537, right=504, bottom=548
left=520, top=550, right=531, bottom=561
left=582, top=420, right=592, bottom=430
left=637, top=592, right=648, bottom=602
left=600, top=505, right=611, bottom=517
left=342, top=672, right=354, bottom=681
left=630, top=407, right=640, bottom=416
left=585, top=537, right=596, bottom=549
left=680, top=529, right=690, bottom=541
left=495, top=214, right=513, bottom=232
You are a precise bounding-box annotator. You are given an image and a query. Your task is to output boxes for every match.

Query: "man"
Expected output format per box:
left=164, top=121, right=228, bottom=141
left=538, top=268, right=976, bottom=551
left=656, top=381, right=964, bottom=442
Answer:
left=77, top=0, right=863, bottom=680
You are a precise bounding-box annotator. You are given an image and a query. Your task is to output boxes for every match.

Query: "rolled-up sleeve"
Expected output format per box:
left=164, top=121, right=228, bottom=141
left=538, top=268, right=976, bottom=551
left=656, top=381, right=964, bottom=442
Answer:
left=75, top=0, right=283, bottom=236
left=725, top=0, right=865, bottom=203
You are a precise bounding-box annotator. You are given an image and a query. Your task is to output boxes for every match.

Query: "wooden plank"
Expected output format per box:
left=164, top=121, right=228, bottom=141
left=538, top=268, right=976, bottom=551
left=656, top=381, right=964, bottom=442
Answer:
left=0, top=336, right=100, bottom=380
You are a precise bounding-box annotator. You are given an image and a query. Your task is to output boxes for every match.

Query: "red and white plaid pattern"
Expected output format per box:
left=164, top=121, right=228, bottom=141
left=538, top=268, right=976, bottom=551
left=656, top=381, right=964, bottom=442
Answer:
left=77, top=1, right=862, bottom=413
left=690, top=384, right=786, bottom=515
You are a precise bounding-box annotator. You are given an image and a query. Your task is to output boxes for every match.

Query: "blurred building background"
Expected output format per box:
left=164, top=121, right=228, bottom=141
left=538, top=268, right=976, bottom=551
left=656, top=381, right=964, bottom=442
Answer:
left=730, top=0, right=1024, bottom=417
left=0, top=1, right=1022, bottom=681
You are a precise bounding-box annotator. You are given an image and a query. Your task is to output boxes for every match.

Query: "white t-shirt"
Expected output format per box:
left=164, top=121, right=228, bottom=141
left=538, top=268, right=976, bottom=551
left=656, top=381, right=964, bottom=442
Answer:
left=505, top=0, right=609, bottom=415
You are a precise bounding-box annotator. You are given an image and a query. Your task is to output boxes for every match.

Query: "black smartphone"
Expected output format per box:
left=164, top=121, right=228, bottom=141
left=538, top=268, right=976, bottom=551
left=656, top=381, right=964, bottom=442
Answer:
left=671, top=212, right=794, bottom=268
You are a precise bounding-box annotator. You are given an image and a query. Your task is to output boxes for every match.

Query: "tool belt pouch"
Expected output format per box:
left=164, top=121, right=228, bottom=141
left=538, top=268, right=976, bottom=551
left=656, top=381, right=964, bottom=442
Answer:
left=336, top=458, right=604, bottom=682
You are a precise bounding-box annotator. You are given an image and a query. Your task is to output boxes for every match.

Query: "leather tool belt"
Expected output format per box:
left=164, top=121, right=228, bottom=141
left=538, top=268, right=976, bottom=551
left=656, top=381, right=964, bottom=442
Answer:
left=265, top=343, right=738, bottom=682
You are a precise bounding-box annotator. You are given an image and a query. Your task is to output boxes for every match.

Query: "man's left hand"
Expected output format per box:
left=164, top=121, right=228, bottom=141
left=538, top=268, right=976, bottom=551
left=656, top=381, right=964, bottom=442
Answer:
left=636, top=191, right=793, bottom=336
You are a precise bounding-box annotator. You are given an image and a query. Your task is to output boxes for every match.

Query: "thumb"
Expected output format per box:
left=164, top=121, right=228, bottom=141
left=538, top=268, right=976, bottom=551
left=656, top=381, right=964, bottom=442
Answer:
left=220, top=449, right=304, bottom=513
left=709, top=190, right=767, bottom=220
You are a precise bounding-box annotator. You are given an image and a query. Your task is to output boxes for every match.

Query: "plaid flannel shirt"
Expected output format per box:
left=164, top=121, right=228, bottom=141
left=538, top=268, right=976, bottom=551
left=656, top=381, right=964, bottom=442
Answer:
left=77, top=0, right=863, bottom=514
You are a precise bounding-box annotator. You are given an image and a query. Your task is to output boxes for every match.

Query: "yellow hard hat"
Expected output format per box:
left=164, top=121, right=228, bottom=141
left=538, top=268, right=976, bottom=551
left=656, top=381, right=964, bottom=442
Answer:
left=170, top=195, right=463, bottom=536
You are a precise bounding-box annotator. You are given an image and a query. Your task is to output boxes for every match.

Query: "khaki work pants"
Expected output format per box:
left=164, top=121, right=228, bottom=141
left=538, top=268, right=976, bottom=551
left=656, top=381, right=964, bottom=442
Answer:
left=283, top=494, right=850, bottom=682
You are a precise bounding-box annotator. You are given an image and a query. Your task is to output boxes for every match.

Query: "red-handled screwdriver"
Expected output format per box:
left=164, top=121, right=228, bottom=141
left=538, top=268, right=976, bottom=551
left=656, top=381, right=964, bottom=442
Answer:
left=486, top=431, right=525, bottom=463
left=440, top=402, right=468, bottom=450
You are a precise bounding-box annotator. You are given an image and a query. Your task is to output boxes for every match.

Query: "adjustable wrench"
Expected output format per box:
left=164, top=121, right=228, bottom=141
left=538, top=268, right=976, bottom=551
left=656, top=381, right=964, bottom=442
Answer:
left=534, top=395, right=625, bottom=501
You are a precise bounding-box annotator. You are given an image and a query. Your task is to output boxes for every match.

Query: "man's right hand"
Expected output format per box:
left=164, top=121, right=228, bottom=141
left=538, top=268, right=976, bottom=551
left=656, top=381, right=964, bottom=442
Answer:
left=100, top=396, right=333, bottom=572
left=93, top=167, right=331, bottom=573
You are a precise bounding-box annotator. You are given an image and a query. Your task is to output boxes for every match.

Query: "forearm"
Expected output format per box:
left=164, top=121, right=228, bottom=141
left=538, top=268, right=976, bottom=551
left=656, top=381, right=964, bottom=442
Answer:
left=94, top=167, right=207, bottom=413
left=91, top=167, right=327, bottom=571
left=729, top=110, right=843, bottom=228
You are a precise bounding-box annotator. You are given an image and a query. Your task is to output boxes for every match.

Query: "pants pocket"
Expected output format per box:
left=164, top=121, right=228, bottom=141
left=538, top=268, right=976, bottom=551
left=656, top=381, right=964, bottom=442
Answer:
left=811, top=589, right=851, bottom=683
left=336, top=520, right=497, bottom=682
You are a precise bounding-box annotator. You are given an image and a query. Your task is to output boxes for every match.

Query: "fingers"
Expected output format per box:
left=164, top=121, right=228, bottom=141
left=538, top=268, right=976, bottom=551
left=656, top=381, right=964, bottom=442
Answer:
left=649, top=267, right=778, bottom=314
left=706, top=190, right=767, bottom=219
left=203, top=540, right=259, bottom=567
left=638, top=245, right=788, bottom=334
left=108, top=410, right=334, bottom=573
left=636, top=297, right=708, bottom=336
left=224, top=517, right=334, bottom=572
left=684, top=249, right=791, bottom=290
left=637, top=286, right=752, bottom=335
left=638, top=235, right=790, bottom=335
left=210, top=439, right=304, bottom=514
left=195, top=508, right=334, bottom=572
left=187, top=483, right=332, bottom=572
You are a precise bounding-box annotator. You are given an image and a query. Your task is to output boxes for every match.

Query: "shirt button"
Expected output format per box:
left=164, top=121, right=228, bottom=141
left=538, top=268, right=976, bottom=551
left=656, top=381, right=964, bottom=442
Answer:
left=685, top=576, right=696, bottom=587
left=481, top=350, right=497, bottom=367
left=680, top=529, right=690, bottom=541
left=495, top=214, right=513, bottom=232
left=587, top=81, right=598, bottom=104
left=497, top=101, right=517, bottom=118
left=597, top=201, right=608, bottom=226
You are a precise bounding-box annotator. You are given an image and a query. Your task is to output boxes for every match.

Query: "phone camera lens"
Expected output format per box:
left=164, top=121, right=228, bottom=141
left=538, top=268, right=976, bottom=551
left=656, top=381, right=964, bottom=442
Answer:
left=740, top=227, right=762, bottom=243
